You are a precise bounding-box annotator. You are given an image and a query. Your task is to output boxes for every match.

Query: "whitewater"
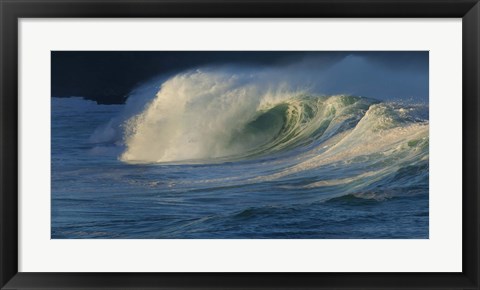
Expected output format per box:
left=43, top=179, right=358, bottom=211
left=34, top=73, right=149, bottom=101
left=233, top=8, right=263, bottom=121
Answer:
left=52, top=68, right=429, bottom=239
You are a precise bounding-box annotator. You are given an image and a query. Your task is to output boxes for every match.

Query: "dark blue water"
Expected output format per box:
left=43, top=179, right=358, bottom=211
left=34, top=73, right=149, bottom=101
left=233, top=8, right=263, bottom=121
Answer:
left=51, top=94, right=428, bottom=239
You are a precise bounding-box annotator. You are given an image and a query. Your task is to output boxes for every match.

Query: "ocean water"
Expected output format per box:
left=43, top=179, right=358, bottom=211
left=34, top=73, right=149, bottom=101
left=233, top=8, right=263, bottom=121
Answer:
left=51, top=70, right=429, bottom=239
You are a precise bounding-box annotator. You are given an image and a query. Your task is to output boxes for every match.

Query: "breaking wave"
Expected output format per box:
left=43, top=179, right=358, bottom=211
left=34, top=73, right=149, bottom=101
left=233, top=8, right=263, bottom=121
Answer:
left=117, top=70, right=428, bottom=169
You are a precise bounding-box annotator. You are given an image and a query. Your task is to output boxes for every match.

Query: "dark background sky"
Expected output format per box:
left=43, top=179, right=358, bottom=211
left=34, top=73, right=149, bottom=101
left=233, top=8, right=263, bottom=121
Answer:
left=51, top=51, right=428, bottom=104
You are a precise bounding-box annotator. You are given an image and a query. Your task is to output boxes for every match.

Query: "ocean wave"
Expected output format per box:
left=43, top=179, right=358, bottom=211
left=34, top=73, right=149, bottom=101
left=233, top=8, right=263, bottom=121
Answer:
left=84, top=69, right=429, bottom=201
left=114, top=70, right=427, bottom=168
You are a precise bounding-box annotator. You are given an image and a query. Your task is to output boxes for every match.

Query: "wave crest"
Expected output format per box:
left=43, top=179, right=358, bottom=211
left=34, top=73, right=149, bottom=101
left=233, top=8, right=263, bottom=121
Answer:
left=118, top=70, right=428, bottom=166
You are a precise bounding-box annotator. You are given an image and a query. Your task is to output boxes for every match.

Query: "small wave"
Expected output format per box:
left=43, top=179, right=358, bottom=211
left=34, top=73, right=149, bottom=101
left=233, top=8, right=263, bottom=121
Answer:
left=326, top=194, right=390, bottom=204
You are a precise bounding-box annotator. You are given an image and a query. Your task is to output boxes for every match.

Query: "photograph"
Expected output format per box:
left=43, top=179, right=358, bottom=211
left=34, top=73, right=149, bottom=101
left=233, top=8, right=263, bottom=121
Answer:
left=51, top=51, right=429, bottom=239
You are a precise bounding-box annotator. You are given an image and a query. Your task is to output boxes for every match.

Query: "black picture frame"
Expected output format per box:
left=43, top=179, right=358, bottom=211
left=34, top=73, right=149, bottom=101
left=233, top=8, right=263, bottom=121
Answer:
left=1, top=0, right=479, bottom=289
